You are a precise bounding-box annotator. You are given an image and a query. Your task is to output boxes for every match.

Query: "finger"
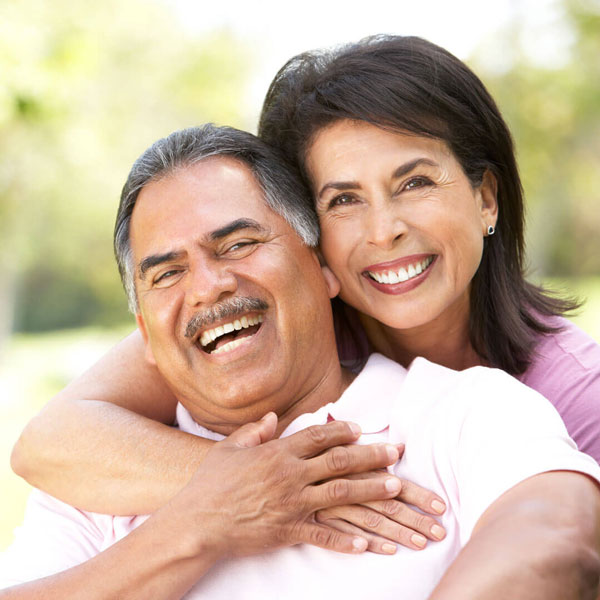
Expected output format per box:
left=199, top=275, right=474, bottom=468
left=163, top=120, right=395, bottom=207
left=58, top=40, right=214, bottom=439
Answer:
left=309, top=473, right=402, bottom=511
left=394, top=479, right=446, bottom=515
left=315, top=511, right=398, bottom=555
left=225, top=412, right=278, bottom=449
left=282, top=421, right=362, bottom=458
left=356, top=499, right=446, bottom=544
left=296, top=520, right=368, bottom=555
left=306, top=443, right=400, bottom=482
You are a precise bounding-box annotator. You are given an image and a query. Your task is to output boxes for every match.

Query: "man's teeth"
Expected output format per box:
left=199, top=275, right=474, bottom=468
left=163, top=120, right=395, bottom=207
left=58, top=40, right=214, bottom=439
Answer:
left=368, top=256, right=433, bottom=285
left=199, top=314, right=264, bottom=348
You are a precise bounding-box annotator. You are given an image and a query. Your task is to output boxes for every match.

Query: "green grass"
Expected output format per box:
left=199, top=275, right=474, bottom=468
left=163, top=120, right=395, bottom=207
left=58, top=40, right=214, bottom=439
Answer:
left=0, top=277, right=598, bottom=551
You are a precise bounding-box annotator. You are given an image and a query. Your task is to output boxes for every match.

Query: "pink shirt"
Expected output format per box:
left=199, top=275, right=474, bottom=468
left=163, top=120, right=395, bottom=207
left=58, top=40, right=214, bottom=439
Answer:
left=2, top=355, right=599, bottom=598
left=516, top=317, right=600, bottom=462
left=338, top=311, right=600, bottom=462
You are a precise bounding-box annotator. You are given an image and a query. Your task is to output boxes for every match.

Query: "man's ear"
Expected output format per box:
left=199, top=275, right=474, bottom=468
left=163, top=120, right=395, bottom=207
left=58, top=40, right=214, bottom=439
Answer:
left=321, top=265, right=341, bottom=299
left=478, top=170, right=499, bottom=232
left=311, top=247, right=340, bottom=298
left=135, top=313, right=157, bottom=366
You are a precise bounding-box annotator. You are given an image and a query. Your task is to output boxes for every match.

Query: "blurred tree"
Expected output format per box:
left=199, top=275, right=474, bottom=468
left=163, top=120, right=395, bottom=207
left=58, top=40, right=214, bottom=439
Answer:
left=0, top=0, right=252, bottom=347
left=473, top=0, right=600, bottom=279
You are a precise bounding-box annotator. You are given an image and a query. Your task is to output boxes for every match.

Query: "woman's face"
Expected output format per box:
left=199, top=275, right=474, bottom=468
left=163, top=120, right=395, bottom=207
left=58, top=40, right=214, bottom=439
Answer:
left=305, top=119, right=498, bottom=332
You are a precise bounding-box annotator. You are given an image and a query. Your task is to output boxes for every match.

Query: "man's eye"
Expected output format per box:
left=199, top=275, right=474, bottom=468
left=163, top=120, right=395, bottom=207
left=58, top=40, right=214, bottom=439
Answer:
left=226, top=240, right=257, bottom=254
left=154, top=270, right=179, bottom=285
left=404, top=176, right=433, bottom=191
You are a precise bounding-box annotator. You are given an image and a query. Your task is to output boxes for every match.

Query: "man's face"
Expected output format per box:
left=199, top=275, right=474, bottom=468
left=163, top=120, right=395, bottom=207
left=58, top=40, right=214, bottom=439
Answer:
left=131, top=157, right=340, bottom=434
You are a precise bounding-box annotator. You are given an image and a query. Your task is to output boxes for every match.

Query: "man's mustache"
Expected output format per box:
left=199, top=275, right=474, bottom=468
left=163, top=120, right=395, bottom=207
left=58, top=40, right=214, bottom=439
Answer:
left=184, top=297, right=269, bottom=339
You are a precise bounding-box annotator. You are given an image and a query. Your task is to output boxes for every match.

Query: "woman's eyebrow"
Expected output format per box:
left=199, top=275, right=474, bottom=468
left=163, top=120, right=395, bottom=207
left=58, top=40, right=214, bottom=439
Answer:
left=316, top=157, right=440, bottom=199
left=391, top=158, right=439, bottom=179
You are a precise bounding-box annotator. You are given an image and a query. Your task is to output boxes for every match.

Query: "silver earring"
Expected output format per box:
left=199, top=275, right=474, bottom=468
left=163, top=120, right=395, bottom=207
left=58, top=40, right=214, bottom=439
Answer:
left=487, top=225, right=495, bottom=236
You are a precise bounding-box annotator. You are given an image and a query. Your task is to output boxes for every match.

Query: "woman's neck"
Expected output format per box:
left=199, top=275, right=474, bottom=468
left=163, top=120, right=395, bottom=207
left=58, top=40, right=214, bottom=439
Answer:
left=359, top=298, right=485, bottom=371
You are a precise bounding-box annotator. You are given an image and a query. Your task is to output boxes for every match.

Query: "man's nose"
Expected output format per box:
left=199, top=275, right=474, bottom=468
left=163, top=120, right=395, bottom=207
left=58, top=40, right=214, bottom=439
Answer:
left=183, top=260, right=238, bottom=307
left=365, top=199, right=409, bottom=250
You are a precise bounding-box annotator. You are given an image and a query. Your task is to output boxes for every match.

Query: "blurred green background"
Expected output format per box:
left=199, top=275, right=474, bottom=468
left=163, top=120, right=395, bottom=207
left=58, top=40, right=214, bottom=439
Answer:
left=1, top=0, right=599, bottom=551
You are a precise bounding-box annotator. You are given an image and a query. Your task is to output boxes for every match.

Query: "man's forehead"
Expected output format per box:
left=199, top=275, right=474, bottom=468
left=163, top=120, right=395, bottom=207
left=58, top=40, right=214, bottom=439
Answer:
left=130, top=156, right=303, bottom=264
left=133, top=157, right=278, bottom=230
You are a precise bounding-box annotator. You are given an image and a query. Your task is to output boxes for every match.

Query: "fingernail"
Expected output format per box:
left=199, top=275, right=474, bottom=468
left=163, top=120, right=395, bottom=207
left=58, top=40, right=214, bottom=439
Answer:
left=348, top=422, right=361, bottom=436
left=411, top=533, right=427, bottom=548
left=386, top=444, right=399, bottom=462
left=384, top=478, right=401, bottom=493
left=431, top=499, right=446, bottom=514
left=382, top=543, right=397, bottom=554
left=352, top=537, right=367, bottom=552
left=431, top=525, right=446, bottom=540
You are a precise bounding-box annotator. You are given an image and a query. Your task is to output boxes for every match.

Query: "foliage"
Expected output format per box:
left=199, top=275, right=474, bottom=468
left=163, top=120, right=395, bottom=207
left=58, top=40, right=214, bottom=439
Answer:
left=0, top=0, right=252, bottom=335
left=473, top=0, right=600, bottom=277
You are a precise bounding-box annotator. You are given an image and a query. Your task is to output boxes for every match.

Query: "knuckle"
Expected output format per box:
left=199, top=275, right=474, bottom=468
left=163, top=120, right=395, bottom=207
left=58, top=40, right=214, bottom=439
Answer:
left=305, top=424, right=328, bottom=445
left=270, top=463, right=301, bottom=487
left=328, top=479, right=350, bottom=502
left=363, top=510, right=384, bottom=529
left=380, top=499, right=403, bottom=516
left=310, top=526, right=337, bottom=547
left=326, top=447, right=351, bottom=472
left=413, top=513, right=430, bottom=531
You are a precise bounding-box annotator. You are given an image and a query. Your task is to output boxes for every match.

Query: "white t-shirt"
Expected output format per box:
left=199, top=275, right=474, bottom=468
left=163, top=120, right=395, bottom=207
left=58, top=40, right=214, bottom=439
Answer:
left=2, top=355, right=599, bottom=599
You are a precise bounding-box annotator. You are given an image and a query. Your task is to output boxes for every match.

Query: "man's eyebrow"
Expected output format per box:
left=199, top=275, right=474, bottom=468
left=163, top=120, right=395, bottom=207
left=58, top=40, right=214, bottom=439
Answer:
left=138, top=251, right=184, bottom=280
left=208, top=218, right=268, bottom=241
left=316, top=158, right=440, bottom=199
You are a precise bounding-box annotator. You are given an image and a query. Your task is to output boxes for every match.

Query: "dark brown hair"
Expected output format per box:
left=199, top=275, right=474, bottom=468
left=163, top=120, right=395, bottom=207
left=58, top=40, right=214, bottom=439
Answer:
left=258, top=35, right=578, bottom=375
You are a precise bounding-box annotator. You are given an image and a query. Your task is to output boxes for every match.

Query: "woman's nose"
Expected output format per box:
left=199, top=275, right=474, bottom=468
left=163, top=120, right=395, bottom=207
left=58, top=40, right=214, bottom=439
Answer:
left=365, top=201, right=408, bottom=249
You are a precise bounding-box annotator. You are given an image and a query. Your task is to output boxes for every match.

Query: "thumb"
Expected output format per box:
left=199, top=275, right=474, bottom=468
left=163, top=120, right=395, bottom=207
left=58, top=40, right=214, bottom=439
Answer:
left=225, top=412, right=278, bottom=449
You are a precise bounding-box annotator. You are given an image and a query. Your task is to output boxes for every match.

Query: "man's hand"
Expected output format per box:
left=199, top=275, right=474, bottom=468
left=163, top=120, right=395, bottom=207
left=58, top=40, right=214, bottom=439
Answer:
left=164, top=413, right=404, bottom=561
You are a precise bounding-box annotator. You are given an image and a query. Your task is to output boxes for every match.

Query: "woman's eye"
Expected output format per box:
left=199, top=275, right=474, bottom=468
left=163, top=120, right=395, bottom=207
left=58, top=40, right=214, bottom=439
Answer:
left=328, top=194, right=356, bottom=209
left=404, top=176, right=433, bottom=191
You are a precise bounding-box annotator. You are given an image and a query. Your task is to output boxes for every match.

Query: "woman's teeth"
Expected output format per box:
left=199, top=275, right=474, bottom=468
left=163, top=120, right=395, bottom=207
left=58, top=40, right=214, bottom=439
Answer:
left=368, top=256, right=433, bottom=284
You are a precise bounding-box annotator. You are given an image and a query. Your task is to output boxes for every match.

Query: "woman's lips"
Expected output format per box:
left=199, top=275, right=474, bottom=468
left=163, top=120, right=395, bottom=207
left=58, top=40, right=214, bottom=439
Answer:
left=362, top=254, right=436, bottom=294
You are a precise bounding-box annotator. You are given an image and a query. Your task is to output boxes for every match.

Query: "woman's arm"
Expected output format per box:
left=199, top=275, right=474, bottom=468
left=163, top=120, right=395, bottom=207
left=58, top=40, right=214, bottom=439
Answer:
left=10, top=329, right=447, bottom=547
left=10, top=330, right=205, bottom=515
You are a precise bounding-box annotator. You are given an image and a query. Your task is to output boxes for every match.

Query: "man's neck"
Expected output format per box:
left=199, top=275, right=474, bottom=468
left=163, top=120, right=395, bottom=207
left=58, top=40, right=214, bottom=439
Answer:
left=179, top=351, right=356, bottom=438
left=271, top=359, right=356, bottom=437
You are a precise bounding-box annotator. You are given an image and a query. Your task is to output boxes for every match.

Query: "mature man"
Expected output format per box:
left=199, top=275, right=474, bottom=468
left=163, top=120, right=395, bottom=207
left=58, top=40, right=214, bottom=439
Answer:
left=1, top=125, right=600, bottom=600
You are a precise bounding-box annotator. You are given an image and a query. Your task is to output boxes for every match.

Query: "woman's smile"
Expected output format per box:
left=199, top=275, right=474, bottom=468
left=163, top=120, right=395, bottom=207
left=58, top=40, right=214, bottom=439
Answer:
left=307, top=119, right=497, bottom=333
left=362, top=254, right=436, bottom=294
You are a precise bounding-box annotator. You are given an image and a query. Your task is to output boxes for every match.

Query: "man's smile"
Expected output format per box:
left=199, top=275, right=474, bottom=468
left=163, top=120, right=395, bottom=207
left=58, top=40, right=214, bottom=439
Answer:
left=198, top=313, right=265, bottom=355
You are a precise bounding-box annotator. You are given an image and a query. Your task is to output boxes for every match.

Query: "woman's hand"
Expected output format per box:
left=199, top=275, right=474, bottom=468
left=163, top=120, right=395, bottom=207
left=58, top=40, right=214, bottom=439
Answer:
left=315, top=466, right=446, bottom=554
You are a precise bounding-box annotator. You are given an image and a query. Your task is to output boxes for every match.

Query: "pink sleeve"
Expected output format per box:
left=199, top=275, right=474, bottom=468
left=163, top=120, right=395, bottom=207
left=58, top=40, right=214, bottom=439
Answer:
left=519, top=318, right=600, bottom=463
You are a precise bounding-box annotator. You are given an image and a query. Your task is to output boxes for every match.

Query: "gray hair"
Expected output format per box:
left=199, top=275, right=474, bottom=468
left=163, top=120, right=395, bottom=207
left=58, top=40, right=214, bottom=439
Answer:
left=114, top=124, right=319, bottom=313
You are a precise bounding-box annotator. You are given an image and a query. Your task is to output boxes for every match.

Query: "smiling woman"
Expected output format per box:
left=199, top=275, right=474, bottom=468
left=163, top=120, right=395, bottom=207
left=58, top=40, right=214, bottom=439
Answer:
left=9, top=36, right=600, bottom=557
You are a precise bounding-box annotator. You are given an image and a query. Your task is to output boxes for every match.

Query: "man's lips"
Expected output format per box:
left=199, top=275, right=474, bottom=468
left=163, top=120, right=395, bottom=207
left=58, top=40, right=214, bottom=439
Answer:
left=363, top=254, right=435, bottom=285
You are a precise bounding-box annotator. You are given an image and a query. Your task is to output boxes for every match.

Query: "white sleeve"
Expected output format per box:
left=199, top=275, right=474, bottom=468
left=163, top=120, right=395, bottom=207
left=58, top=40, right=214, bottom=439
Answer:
left=0, top=489, right=106, bottom=589
left=453, top=367, right=600, bottom=545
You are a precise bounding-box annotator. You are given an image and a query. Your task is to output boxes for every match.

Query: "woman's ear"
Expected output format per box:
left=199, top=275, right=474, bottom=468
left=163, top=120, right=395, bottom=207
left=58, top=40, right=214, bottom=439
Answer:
left=478, top=170, right=499, bottom=232
left=135, top=313, right=157, bottom=366
left=321, top=264, right=341, bottom=299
